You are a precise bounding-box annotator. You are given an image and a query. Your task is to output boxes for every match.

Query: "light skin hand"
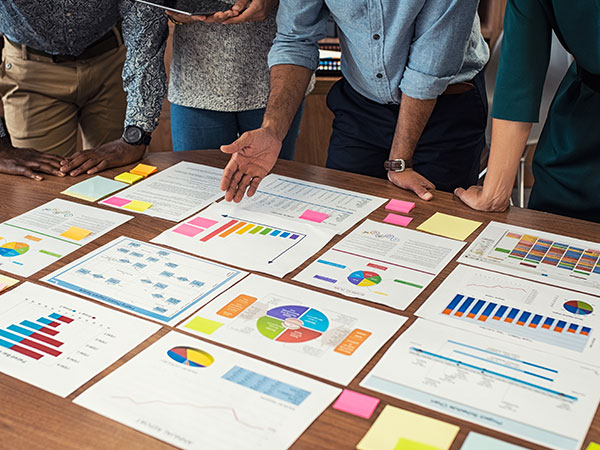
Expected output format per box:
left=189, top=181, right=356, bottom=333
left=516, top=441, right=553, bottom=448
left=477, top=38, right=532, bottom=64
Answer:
left=59, top=139, right=146, bottom=177
left=222, top=0, right=278, bottom=24
left=166, top=10, right=238, bottom=24
left=220, top=127, right=281, bottom=203
left=0, top=138, right=64, bottom=180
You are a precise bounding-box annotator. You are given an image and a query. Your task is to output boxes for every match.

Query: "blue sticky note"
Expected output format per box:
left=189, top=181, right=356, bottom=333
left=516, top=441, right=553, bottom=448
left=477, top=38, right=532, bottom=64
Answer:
left=460, top=433, right=527, bottom=450
left=62, top=176, right=127, bottom=202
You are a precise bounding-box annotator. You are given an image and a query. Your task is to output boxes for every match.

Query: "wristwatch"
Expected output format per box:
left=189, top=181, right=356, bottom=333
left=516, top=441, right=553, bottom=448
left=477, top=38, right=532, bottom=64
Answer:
left=384, top=159, right=412, bottom=172
left=122, top=126, right=152, bottom=146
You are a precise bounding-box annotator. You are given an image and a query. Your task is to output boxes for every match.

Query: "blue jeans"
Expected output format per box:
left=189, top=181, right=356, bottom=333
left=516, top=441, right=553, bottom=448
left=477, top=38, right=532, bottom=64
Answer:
left=170, top=102, right=305, bottom=160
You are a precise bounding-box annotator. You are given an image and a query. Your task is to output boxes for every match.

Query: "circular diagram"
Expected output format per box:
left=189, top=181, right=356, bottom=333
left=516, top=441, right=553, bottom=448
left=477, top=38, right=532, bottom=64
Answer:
left=167, top=346, right=214, bottom=367
left=563, top=300, right=593, bottom=315
left=0, top=242, right=29, bottom=258
left=347, top=270, right=382, bottom=287
left=257, top=305, right=329, bottom=343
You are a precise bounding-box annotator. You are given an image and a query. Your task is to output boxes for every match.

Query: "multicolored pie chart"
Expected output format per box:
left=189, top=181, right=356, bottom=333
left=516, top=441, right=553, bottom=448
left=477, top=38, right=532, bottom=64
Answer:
left=347, top=270, right=381, bottom=287
left=257, top=305, right=329, bottom=343
left=0, top=242, right=29, bottom=258
left=167, top=346, right=214, bottom=367
left=563, top=300, right=594, bottom=315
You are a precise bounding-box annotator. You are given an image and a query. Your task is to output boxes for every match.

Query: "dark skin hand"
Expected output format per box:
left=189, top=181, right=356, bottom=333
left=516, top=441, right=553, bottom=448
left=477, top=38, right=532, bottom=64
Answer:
left=59, top=139, right=146, bottom=177
left=0, top=138, right=64, bottom=181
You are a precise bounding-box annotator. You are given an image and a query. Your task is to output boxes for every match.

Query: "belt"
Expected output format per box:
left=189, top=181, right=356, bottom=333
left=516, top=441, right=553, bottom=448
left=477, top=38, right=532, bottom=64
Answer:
left=577, top=64, right=600, bottom=94
left=6, top=23, right=121, bottom=63
left=442, top=81, right=475, bottom=95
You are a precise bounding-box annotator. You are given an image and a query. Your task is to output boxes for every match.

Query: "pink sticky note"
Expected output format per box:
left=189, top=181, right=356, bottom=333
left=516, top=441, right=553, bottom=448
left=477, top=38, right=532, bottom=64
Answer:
left=333, top=389, right=380, bottom=419
left=188, top=217, right=219, bottom=229
left=104, top=196, right=131, bottom=207
left=173, top=223, right=203, bottom=237
left=386, top=199, right=415, bottom=214
left=299, top=209, right=329, bottom=223
left=383, top=213, right=413, bottom=227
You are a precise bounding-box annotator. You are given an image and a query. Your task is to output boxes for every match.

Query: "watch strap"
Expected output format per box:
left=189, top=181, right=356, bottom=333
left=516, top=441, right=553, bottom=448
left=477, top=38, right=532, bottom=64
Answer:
left=384, top=159, right=413, bottom=172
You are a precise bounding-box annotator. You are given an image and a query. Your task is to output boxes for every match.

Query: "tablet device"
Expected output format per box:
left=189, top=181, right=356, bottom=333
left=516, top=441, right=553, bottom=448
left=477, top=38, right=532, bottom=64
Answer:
left=134, top=0, right=232, bottom=16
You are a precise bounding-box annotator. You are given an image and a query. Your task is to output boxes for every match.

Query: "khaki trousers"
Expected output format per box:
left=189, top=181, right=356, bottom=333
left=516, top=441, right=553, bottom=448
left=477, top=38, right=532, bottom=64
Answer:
left=0, top=37, right=126, bottom=157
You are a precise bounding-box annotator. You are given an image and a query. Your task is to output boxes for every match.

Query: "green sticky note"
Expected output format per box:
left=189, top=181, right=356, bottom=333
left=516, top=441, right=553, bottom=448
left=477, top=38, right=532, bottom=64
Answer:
left=394, top=438, right=439, bottom=450
left=185, top=317, right=223, bottom=335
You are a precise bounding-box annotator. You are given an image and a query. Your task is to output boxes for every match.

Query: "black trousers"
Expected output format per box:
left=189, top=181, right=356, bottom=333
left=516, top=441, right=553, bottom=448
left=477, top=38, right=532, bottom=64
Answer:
left=325, top=73, right=488, bottom=192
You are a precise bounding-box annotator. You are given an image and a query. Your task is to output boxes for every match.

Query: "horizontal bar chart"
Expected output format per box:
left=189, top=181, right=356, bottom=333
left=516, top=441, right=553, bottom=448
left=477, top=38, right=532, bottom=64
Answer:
left=192, top=217, right=305, bottom=243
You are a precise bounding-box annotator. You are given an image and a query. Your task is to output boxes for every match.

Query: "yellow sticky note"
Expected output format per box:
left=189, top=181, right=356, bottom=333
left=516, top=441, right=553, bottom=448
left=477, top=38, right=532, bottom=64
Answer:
left=130, top=163, right=157, bottom=177
left=356, top=405, right=459, bottom=450
left=60, top=226, right=91, bottom=241
left=123, top=200, right=152, bottom=212
left=114, top=172, right=143, bottom=185
left=185, top=317, right=224, bottom=335
left=586, top=443, right=600, bottom=450
left=0, top=274, right=19, bottom=292
left=416, top=212, right=482, bottom=241
left=394, top=439, right=438, bottom=450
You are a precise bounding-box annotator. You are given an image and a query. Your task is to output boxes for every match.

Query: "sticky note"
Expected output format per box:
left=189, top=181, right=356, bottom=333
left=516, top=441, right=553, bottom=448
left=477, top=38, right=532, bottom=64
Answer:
left=130, top=163, right=157, bottom=177
left=114, top=172, right=143, bottom=185
left=416, top=212, right=482, bottom=241
left=123, top=200, right=152, bottom=212
left=103, top=196, right=131, bottom=207
left=332, top=389, right=380, bottom=419
left=386, top=199, right=415, bottom=214
left=586, top=444, right=600, bottom=450
left=383, top=213, right=413, bottom=227
left=188, top=217, right=219, bottom=229
left=460, top=432, right=528, bottom=450
left=299, top=209, right=329, bottom=223
left=0, top=274, right=19, bottom=292
left=173, top=223, right=203, bottom=237
left=356, top=405, right=459, bottom=450
left=62, top=176, right=127, bottom=202
left=60, top=226, right=91, bottom=241
left=394, top=439, right=438, bottom=450
left=185, top=316, right=224, bottom=335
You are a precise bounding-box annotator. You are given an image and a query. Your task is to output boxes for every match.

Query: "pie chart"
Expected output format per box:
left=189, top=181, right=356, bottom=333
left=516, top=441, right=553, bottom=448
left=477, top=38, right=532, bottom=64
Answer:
left=347, top=270, right=381, bottom=287
left=257, top=305, right=329, bottom=343
left=167, top=346, right=214, bottom=367
left=563, top=300, right=593, bottom=315
left=0, top=242, right=29, bottom=258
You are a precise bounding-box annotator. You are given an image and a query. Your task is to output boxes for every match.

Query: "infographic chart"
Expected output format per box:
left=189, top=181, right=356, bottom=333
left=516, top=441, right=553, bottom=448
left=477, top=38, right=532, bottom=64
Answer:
left=361, top=320, right=600, bottom=450
left=75, top=332, right=340, bottom=450
left=294, top=220, right=465, bottom=309
left=43, top=237, right=247, bottom=324
left=459, top=221, right=600, bottom=295
left=416, top=265, right=600, bottom=363
left=0, top=283, right=159, bottom=396
left=0, top=199, right=131, bottom=277
left=178, top=275, right=403, bottom=384
left=152, top=202, right=335, bottom=278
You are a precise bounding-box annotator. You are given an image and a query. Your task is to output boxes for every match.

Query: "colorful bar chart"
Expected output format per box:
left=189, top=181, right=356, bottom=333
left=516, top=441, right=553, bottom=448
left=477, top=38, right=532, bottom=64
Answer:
left=188, top=217, right=304, bottom=243
left=441, top=294, right=591, bottom=352
left=0, top=312, right=73, bottom=360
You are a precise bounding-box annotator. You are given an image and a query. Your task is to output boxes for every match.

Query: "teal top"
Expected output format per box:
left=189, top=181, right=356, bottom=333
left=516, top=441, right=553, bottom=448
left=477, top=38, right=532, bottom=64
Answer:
left=492, top=0, right=600, bottom=222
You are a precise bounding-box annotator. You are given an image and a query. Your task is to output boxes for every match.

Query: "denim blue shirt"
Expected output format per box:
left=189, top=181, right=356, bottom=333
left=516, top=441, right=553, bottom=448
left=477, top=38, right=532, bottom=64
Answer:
left=269, top=0, right=489, bottom=104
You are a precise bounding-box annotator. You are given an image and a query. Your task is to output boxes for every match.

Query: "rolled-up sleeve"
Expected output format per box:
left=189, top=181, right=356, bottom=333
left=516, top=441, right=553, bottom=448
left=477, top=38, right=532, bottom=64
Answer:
left=119, top=1, right=169, bottom=133
left=268, top=0, right=329, bottom=71
left=399, top=0, right=481, bottom=99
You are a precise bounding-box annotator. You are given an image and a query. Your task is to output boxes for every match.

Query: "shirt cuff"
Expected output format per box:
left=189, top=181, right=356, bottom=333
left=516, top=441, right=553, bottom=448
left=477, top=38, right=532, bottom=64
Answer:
left=124, top=114, right=160, bottom=134
left=399, top=67, right=455, bottom=100
left=268, top=46, right=320, bottom=72
left=0, top=118, right=7, bottom=139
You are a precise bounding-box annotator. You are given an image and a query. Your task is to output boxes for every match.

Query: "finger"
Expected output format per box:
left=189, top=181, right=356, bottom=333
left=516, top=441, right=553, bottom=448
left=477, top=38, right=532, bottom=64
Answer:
left=231, top=0, right=251, bottom=12
left=221, top=1, right=259, bottom=24
left=86, top=159, right=108, bottom=175
left=246, top=176, right=262, bottom=197
left=225, top=170, right=245, bottom=202
left=69, top=157, right=101, bottom=176
left=14, top=165, right=43, bottom=181
left=411, top=182, right=433, bottom=201
left=221, top=138, right=245, bottom=155
left=60, top=152, right=88, bottom=172
left=233, top=174, right=253, bottom=203
left=453, top=187, right=466, bottom=200
left=220, top=160, right=239, bottom=191
left=25, top=160, right=64, bottom=176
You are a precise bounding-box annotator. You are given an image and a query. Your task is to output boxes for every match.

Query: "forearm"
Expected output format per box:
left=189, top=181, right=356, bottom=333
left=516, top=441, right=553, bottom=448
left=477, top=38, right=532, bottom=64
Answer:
left=262, top=64, right=312, bottom=141
left=389, top=94, right=437, bottom=160
left=482, top=118, right=532, bottom=207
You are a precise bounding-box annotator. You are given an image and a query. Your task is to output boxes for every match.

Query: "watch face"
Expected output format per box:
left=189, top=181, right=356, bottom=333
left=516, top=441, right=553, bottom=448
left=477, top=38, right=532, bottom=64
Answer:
left=124, top=126, right=143, bottom=144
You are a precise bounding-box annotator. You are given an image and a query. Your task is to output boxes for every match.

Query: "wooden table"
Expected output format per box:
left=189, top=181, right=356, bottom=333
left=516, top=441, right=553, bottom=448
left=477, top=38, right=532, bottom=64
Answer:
left=1, top=150, right=599, bottom=450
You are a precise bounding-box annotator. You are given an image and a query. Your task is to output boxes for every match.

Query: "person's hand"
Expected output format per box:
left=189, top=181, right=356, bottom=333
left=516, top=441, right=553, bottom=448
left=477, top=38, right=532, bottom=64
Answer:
left=454, top=185, right=510, bottom=212
left=59, top=139, right=146, bottom=177
left=0, top=141, right=64, bottom=180
left=387, top=169, right=435, bottom=201
left=220, top=127, right=281, bottom=203
left=166, top=10, right=238, bottom=25
left=221, top=0, right=277, bottom=24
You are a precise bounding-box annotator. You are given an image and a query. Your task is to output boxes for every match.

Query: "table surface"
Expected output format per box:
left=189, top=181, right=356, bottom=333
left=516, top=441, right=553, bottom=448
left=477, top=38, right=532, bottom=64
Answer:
left=1, top=150, right=599, bottom=450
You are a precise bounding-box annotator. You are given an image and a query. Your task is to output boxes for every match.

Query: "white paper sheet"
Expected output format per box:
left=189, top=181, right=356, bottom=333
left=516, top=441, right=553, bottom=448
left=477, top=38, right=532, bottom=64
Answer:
left=361, top=319, right=600, bottom=450
left=177, top=274, right=404, bottom=385
left=415, top=265, right=600, bottom=364
left=0, top=199, right=132, bottom=277
left=458, top=221, right=600, bottom=295
left=100, top=162, right=225, bottom=221
left=151, top=202, right=336, bottom=278
left=75, top=331, right=341, bottom=450
left=236, top=174, right=387, bottom=234
left=0, top=282, right=159, bottom=397
left=294, top=220, right=465, bottom=309
left=42, top=237, right=247, bottom=324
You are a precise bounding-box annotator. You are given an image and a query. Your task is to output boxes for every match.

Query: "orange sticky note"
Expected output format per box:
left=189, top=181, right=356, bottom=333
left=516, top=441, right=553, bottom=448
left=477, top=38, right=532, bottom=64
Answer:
left=130, top=164, right=157, bottom=177
left=60, top=226, right=91, bottom=241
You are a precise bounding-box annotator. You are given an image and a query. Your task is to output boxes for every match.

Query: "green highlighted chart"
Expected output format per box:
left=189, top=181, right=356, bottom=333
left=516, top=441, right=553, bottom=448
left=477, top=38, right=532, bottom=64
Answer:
left=167, top=346, right=214, bottom=367
left=257, top=305, right=329, bottom=343
left=0, top=242, right=29, bottom=257
left=563, top=300, right=594, bottom=316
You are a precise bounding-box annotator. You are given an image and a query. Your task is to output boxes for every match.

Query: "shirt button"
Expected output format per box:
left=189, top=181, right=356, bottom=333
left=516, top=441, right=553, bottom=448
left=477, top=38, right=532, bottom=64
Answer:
left=373, top=34, right=380, bottom=40
left=68, top=28, right=73, bottom=32
left=376, top=73, right=383, bottom=79
left=66, top=12, right=71, bottom=17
